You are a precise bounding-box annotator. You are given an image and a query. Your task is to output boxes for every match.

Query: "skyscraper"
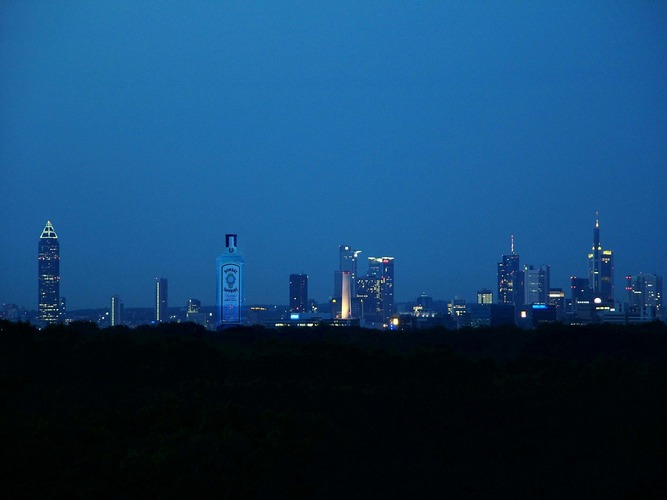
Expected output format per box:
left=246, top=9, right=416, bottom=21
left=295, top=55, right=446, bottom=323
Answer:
left=587, top=213, right=614, bottom=302
left=110, top=295, right=123, bottom=326
left=477, top=289, right=493, bottom=304
left=38, top=221, right=60, bottom=324
left=497, top=235, right=520, bottom=305
left=334, top=245, right=361, bottom=298
left=155, top=277, right=168, bottom=323
left=522, top=265, right=550, bottom=305
left=339, top=245, right=361, bottom=294
left=186, top=298, right=207, bottom=326
left=289, top=274, right=308, bottom=313
left=358, top=256, right=395, bottom=323
left=216, top=234, right=244, bottom=326
left=626, top=274, right=663, bottom=314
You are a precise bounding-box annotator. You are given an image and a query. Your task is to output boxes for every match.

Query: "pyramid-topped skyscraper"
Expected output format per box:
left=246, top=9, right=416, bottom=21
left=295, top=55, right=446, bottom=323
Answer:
left=38, top=221, right=60, bottom=324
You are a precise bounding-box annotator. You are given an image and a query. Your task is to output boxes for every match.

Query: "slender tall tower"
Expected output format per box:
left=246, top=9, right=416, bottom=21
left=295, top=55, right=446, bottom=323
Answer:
left=111, top=295, right=123, bottom=326
left=589, top=212, right=602, bottom=293
left=588, top=213, right=614, bottom=302
left=38, top=221, right=60, bottom=324
left=155, top=278, right=168, bottom=322
left=341, top=271, right=351, bottom=319
left=497, top=235, right=520, bottom=305
left=216, top=234, right=244, bottom=326
left=335, top=245, right=361, bottom=298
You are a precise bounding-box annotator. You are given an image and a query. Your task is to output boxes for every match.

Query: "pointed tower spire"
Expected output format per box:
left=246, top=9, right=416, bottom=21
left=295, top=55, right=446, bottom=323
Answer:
left=40, top=221, right=58, bottom=239
left=593, top=212, right=601, bottom=251
left=510, top=234, right=515, bottom=255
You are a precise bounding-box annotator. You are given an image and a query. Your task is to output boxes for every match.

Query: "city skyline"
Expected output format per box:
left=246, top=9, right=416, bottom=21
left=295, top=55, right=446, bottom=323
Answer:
left=7, top=214, right=665, bottom=314
left=1, top=3, right=666, bottom=309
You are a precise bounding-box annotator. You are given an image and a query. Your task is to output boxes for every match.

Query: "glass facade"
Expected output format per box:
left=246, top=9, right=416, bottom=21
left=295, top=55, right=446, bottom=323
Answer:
left=38, top=221, right=60, bottom=324
left=289, top=274, right=308, bottom=313
left=497, top=253, right=520, bottom=305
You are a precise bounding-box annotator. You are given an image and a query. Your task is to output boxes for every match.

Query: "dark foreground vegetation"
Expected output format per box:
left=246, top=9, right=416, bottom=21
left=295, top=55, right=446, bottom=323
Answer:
left=2, top=320, right=667, bottom=498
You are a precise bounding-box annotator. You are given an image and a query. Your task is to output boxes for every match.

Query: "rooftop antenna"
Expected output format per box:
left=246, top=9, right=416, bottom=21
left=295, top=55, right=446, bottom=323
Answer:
left=510, top=234, right=515, bottom=255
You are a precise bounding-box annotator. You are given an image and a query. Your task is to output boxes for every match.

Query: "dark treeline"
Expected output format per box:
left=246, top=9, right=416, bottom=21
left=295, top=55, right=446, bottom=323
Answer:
left=1, top=320, right=667, bottom=498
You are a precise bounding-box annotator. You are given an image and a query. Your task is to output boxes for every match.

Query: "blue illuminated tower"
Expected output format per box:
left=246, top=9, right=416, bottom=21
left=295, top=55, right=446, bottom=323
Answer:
left=216, top=234, right=244, bottom=326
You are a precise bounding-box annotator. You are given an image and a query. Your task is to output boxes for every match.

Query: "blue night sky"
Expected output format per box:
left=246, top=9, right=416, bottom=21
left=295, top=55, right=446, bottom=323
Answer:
left=1, top=1, right=666, bottom=310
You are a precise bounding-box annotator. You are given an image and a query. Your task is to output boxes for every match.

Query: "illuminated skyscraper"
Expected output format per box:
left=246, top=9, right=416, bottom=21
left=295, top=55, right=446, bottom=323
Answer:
left=359, top=256, right=394, bottom=323
left=497, top=235, right=520, bottom=305
left=155, top=277, right=168, bottom=323
left=626, top=274, right=663, bottom=314
left=289, top=274, right=308, bottom=313
left=111, top=295, right=123, bottom=326
left=186, top=298, right=207, bottom=326
left=334, top=245, right=361, bottom=298
left=477, top=289, right=493, bottom=304
left=522, top=265, right=550, bottom=305
left=216, top=234, right=244, bottom=326
left=38, top=221, right=60, bottom=324
left=588, top=213, right=614, bottom=302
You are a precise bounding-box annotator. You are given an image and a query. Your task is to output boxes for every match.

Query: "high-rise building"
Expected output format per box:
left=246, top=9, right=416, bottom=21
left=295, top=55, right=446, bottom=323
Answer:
left=626, top=274, right=663, bottom=314
left=356, top=276, right=380, bottom=321
left=334, top=245, right=361, bottom=298
left=497, top=235, right=520, bottom=305
left=477, top=289, right=493, bottom=304
left=417, top=293, right=433, bottom=311
left=359, top=256, right=395, bottom=323
left=186, top=298, right=207, bottom=326
left=111, top=295, right=123, bottom=326
left=523, top=265, right=550, bottom=305
left=216, top=234, right=244, bottom=326
left=289, top=274, right=308, bottom=313
left=571, top=277, right=591, bottom=301
left=588, top=213, right=614, bottom=302
left=187, top=298, right=201, bottom=313
left=155, top=277, right=168, bottom=323
left=38, top=221, right=60, bottom=324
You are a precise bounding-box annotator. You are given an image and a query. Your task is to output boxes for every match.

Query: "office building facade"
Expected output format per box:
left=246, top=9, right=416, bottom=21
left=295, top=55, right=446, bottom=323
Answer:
left=497, top=236, right=520, bottom=305
left=477, top=289, right=493, bottom=304
left=111, top=295, right=123, bottom=326
left=626, top=273, right=663, bottom=314
left=38, top=221, right=60, bottom=324
left=523, top=265, right=550, bottom=305
left=357, top=256, right=394, bottom=323
left=334, top=245, right=361, bottom=298
left=155, top=277, right=168, bottom=323
left=289, top=274, right=308, bottom=313
left=588, top=214, right=614, bottom=302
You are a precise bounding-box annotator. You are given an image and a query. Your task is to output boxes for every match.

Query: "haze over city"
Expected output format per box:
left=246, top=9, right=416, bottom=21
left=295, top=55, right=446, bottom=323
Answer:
left=1, top=2, right=666, bottom=310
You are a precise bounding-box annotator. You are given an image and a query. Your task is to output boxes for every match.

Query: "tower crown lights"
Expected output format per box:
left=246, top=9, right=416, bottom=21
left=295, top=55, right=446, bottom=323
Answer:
left=40, top=221, right=58, bottom=239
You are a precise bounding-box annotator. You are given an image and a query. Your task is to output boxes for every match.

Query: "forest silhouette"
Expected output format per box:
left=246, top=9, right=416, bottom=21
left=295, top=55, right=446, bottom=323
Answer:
left=1, top=319, right=666, bottom=497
